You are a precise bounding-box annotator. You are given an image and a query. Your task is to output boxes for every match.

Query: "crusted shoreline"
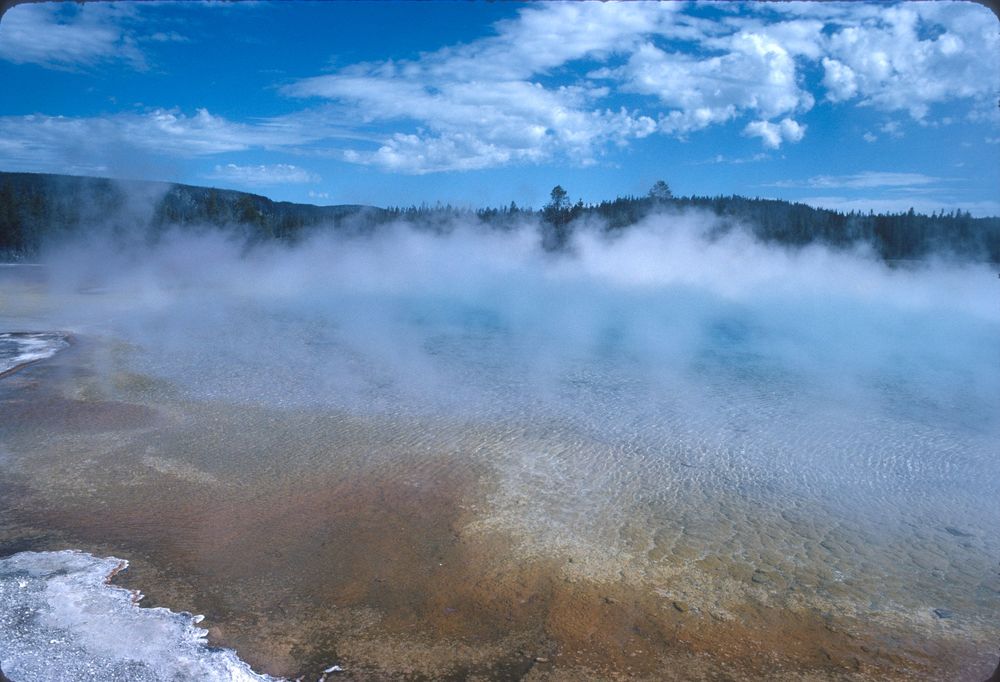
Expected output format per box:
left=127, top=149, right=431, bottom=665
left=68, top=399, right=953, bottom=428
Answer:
left=0, top=332, right=72, bottom=380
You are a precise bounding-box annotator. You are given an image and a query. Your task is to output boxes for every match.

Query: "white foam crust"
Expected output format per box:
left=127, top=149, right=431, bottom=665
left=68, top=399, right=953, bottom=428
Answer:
left=0, top=550, right=277, bottom=682
left=0, top=333, right=69, bottom=374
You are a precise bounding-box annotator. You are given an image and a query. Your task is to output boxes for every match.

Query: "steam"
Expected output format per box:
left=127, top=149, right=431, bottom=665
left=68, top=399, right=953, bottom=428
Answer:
left=29, top=210, right=999, bottom=420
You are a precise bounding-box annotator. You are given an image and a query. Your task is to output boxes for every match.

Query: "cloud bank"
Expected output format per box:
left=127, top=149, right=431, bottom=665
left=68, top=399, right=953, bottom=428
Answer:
left=208, top=163, right=320, bottom=187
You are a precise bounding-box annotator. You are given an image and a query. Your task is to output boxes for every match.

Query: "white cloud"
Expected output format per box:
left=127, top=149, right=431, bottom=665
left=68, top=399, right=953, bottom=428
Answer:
left=4, top=1, right=996, bottom=174
left=127, top=109, right=312, bottom=155
left=771, top=172, right=942, bottom=189
left=281, top=1, right=997, bottom=169
left=616, top=16, right=834, bottom=138
left=743, top=118, right=806, bottom=149
left=208, top=164, right=320, bottom=186
left=862, top=132, right=877, bottom=143
left=880, top=121, right=905, bottom=138
left=694, top=152, right=769, bottom=165
left=148, top=31, right=188, bottom=44
left=285, top=3, right=826, bottom=169
left=0, top=109, right=334, bottom=173
left=338, top=102, right=655, bottom=174
left=602, top=33, right=814, bottom=136
left=285, top=4, right=668, bottom=173
left=821, top=58, right=857, bottom=102
left=815, top=3, right=999, bottom=119
left=433, top=2, right=677, bottom=82
left=797, top=196, right=1000, bottom=218
left=0, top=3, right=146, bottom=69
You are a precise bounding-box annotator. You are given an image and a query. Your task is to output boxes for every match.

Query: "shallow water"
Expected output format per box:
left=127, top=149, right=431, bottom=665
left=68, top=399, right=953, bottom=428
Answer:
left=1, top=225, right=998, bottom=679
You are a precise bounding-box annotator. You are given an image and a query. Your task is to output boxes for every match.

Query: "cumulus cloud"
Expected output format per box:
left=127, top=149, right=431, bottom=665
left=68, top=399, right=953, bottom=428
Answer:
left=743, top=118, right=806, bottom=149
left=821, top=58, right=858, bottom=102
left=813, top=2, right=999, bottom=119
left=207, top=163, right=320, bottom=186
left=600, top=33, right=814, bottom=136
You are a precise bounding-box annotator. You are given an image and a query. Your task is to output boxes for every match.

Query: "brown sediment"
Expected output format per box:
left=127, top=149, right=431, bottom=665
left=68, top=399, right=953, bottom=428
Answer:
left=0, top=392, right=157, bottom=432
left=2, top=455, right=991, bottom=682
left=0, top=336, right=159, bottom=434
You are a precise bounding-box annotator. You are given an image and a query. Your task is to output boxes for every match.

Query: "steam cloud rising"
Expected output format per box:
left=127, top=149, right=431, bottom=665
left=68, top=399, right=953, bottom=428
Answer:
left=35, top=209, right=999, bottom=417
left=20, top=209, right=998, bottom=523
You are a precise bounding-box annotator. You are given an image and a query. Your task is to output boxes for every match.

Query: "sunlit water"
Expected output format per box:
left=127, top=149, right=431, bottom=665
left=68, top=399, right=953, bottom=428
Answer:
left=1, top=221, right=998, bottom=677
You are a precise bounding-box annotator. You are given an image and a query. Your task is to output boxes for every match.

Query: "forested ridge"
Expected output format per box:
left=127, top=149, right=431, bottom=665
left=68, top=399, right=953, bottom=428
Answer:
left=1, top=171, right=998, bottom=263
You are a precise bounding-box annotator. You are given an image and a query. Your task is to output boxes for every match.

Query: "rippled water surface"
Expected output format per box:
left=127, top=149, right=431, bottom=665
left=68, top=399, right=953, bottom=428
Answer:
left=1, top=226, right=998, bottom=679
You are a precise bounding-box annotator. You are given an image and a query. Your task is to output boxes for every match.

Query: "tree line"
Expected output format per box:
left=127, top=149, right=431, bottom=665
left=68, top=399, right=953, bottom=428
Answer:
left=536, top=181, right=997, bottom=261
left=1, top=171, right=998, bottom=263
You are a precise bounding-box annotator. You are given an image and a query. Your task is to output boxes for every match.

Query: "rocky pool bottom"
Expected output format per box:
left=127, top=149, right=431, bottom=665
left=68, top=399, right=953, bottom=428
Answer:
left=0, top=340, right=997, bottom=681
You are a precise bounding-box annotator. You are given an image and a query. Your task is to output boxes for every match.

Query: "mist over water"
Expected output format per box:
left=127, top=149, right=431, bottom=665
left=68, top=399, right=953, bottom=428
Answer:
left=16, top=213, right=1000, bottom=526
left=32, top=212, right=1000, bottom=414
left=2, top=210, right=999, bottom=677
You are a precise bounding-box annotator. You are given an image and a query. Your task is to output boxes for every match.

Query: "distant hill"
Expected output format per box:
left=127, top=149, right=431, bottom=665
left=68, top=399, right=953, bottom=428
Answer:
left=1, top=170, right=998, bottom=263
left=0, top=171, right=387, bottom=257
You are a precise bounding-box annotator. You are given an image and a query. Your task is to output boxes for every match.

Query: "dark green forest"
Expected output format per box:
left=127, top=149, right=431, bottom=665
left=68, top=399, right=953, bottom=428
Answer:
left=1, top=171, right=998, bottom=263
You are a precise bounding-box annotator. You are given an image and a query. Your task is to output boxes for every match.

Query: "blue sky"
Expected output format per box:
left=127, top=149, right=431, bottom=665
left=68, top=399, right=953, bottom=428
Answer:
left=0, top=1, right=997, bottom=215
